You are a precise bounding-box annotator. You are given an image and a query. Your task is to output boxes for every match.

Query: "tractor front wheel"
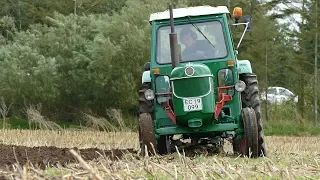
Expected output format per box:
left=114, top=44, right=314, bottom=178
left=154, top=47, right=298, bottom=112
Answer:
left=139, top=82, right=156, bottom=156
left=139, top=113, right=157, bottom=156
left=233, top=107, right=259, bottom=157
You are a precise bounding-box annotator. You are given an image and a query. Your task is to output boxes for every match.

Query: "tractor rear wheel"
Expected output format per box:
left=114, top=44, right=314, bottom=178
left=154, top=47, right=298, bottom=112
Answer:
left=239, top=73, right=267, bottom=157
left=234, top=107, right=259, bottom=157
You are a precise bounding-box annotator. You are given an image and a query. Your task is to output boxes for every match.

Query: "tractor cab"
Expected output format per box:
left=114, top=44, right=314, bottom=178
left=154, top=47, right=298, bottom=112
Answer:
left=139, top=5, right=266, bottom=158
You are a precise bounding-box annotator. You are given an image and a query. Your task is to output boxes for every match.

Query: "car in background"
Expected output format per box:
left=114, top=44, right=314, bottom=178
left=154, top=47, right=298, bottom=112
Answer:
left=260, top=87, right=298, bottom=104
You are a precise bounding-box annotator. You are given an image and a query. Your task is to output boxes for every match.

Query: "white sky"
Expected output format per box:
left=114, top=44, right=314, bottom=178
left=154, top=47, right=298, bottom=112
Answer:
left=265, top=0, right=303, bottom=31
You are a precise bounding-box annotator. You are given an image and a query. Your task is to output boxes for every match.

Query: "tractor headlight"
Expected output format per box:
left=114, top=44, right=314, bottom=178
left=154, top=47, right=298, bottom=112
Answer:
left=144, top=89, right=155, bottom=100
left=235, top=80, right=246, bottom=92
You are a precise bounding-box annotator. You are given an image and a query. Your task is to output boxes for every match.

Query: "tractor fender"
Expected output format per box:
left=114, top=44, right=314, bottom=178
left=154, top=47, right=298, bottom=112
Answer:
left=142, top=71, right=151, bottom=84
left=237, top=60, right=253, bottom=74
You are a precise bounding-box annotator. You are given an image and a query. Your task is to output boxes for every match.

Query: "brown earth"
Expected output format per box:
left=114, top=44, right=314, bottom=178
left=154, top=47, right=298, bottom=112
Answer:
left=0, top=144, right=136, bottom=170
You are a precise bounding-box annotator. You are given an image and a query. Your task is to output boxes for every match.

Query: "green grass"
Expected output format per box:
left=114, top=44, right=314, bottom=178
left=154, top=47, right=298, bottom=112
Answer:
left=0, top=118, right=29, bottom=129
left=264, top=120, right=320, bottom=136
left=0, top=118, right=82, bottom=130
left=43, top=168, right=70, bottom=177
left=261, top=101, right=320, bottom=136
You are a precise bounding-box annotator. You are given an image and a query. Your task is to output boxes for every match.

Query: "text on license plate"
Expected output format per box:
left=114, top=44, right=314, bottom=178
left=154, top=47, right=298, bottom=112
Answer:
left=183, top=98, right=203, bottom=112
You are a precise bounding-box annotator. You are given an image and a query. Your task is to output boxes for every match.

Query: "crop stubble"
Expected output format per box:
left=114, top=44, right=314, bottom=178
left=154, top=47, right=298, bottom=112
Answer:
left=0, top=130, right=319, bottom=179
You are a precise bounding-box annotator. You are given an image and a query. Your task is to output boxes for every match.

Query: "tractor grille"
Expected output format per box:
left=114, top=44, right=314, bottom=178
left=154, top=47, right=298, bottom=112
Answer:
left=173, top=77, right=211, bottom=98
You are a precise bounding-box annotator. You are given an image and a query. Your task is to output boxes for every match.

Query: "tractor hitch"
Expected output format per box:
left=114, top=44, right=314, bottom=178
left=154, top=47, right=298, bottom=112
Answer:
left=214, top=86, right=233, bottom=120
left=160, top=101, right=176, bottom=124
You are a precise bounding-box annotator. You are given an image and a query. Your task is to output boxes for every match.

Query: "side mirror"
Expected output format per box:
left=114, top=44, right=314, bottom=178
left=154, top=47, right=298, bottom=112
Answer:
left=232, top=7, right=253, bottom=32
left=242, top=15, right=252, bottom=32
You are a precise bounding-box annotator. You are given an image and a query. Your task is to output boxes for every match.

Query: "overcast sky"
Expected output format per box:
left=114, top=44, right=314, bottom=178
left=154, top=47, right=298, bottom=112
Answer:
left=265, top=0, right=302, bottom=31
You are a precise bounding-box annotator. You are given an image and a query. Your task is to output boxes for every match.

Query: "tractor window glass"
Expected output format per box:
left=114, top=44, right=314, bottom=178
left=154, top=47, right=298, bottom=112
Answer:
left=155, top=76, right=171, bottom=104
left=218, top=69, right=234, bottom=95
left=218, top=69, right=233, bottom=86
left=157, top=21, right=228, bottom=64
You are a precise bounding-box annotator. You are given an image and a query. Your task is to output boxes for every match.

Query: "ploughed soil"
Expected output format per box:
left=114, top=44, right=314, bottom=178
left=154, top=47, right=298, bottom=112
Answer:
left=0, top=144, right=136, bottom=169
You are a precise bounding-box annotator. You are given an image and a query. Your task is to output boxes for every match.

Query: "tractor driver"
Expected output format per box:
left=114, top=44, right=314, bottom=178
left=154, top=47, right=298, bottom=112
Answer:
left=179, top=27, right=216, bottom=61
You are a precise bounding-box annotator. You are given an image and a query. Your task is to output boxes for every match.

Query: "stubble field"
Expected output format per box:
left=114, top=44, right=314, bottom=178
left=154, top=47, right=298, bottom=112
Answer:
left=0, top=129, right=319, bottom=179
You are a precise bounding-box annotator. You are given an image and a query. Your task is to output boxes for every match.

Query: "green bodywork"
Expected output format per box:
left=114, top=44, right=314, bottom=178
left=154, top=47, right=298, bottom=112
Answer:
left=171, top=63, right=215, bottom=127
left=148, top=13, right=248, bottom=140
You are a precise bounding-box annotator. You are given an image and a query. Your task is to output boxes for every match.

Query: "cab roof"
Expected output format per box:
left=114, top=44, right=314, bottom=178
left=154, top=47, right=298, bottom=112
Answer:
left=149, top=6, right=230, bottom=22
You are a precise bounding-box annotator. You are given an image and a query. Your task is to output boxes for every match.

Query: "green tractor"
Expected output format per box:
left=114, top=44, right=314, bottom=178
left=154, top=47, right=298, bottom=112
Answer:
left=138, top=5, right=266, bottom=157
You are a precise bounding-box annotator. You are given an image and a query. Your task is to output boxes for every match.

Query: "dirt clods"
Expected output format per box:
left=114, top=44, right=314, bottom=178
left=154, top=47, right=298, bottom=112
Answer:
left=0, top=144, right=135, bottom=169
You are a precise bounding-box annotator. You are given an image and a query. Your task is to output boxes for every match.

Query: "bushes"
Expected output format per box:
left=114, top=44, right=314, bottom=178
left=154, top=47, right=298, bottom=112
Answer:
left=0, top=0, right=188, bottom=122
left=262, top=101, right=320, bottom=136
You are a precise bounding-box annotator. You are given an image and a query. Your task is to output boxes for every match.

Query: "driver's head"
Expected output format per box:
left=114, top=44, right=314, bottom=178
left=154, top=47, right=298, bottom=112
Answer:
left=179, top=27, right=197, bottom=47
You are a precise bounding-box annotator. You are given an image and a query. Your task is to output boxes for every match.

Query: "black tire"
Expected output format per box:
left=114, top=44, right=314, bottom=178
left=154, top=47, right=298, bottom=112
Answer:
left=139, top=113, right=157, bottom=156
left=232, top=138, right=241, bottom=155
left=234, top=107, right=259, bottom=157
left=240, top=73, right=267, bottom=157
left=157, top=135, right=171, bottom=155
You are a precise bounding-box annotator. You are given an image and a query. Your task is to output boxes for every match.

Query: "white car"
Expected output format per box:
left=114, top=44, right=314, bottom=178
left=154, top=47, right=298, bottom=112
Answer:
left=260, top=87, right=298, bottom=104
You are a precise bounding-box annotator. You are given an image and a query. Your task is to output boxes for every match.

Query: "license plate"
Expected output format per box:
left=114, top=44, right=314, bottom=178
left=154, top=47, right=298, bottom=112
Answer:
left=183, top=98, right=202, bottom=112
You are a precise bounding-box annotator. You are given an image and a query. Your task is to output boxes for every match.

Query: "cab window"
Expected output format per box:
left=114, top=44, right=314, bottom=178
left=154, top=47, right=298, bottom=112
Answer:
left=157, top=21, right=228, bottom=64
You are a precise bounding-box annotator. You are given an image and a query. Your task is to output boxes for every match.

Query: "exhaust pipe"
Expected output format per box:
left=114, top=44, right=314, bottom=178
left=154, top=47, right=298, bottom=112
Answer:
left=169, top=5, right=179, bottom=68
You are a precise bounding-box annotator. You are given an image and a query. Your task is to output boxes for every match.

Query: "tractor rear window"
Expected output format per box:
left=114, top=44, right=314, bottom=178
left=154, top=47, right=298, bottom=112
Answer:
left=156, top=21, right=228, bottom=64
